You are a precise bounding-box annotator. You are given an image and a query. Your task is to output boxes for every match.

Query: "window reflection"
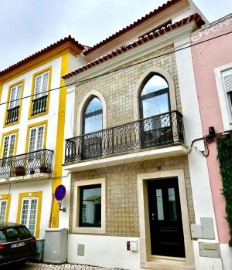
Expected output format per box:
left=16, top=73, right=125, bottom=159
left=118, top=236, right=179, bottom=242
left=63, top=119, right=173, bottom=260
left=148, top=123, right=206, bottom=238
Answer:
left=156, top=189, right=164, bottom=220
left=168, top=188, right=177, bottom=221
left=140, top=74, right=169, bottom=118
left=83, top=97, right=103, bottom=134
left=79, top=185, right=101, bottom=227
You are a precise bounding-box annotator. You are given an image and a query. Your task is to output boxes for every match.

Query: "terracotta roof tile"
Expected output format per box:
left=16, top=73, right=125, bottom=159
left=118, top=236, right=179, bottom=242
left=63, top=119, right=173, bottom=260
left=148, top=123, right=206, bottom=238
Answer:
left=63, top=13, right=204, bottom=79
left=0, top=35, right=84, bottom=76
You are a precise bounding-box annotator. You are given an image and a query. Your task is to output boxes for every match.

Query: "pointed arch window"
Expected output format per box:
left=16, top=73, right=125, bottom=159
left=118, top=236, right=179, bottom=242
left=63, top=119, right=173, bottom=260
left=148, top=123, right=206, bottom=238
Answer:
left=82, top=97, right=103, bottom=159
left=83, top=97, right=103, bottom=134
left=139, top=74, right=172, bottom=147
left=140, top=74, right=170, bottom=118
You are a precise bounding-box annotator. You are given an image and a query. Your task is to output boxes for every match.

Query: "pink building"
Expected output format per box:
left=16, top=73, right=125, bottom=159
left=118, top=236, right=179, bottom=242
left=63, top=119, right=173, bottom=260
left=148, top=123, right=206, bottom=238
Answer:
left=191, top=14, right=232, bottom=270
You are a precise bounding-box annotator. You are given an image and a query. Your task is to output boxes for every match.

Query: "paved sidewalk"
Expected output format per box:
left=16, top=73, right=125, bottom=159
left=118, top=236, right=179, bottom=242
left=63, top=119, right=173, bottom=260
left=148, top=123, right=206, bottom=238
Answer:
left=24, top=262, right=124, bottom=270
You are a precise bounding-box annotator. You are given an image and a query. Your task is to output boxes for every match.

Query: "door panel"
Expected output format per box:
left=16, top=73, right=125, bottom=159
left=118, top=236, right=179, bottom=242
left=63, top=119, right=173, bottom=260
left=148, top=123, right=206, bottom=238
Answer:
left=148, top=178, right=185, bottom=257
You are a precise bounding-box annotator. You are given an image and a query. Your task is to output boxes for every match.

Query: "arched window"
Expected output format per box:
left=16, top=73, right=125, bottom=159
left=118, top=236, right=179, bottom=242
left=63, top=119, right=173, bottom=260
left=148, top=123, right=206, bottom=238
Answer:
left=140, top=74, right=170, bottom=119
left=139, top=74, right=172, bottom=147
left=83, top=97, right=103, bottom=134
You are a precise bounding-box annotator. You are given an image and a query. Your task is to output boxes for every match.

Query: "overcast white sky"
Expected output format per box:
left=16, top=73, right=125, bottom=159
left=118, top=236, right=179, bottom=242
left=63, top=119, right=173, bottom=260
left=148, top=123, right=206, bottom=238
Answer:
left=0, top=0, right=232, bottom=71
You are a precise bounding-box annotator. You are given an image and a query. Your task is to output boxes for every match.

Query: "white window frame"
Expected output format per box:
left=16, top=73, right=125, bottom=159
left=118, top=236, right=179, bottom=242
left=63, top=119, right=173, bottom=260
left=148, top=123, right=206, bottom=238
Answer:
left=0, top=200, right=7, bottom=223
left=73, top=178, right=106, bottom=234
left=9, top=84, right=22, bottom=109
left=34, top=71, right=49, bottom=99
left=215, top=63, right=232, bottom=131
left=2, top=134, right=16, bottom=158
left=20, top=197, right=38, bottom=236
left=28, top=125, right=44, bottom=152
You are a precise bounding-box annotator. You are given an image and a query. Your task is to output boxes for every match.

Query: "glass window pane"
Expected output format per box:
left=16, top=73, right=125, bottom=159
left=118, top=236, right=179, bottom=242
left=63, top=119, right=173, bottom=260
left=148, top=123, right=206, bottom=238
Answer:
left=85, top=97, right=102, bottom=113
left=9, top=87, right=16, bottom=109
left=142, top=93, right=169, bottom=118
left=2, top=134, right=15, bottom=158
left=168, top=188, right=177, bottom=221
left=3, top=137, right=9, bottom=158
left=84, top=97, right=103, bottom=134
left=9, top=134, right=15, bottom=157
left=29, top=129, right=36, bottom=152
left=156, top=189, right=164, bottom=220
left=140, top=74, right=170, bottom=119
left=20, top=198, right=37, bottom=236
left=85, top=114, right=103, bottom=133
left=37, top=126, right=44, bottom=150
left=21, top=200, right=29, bottom=225
left=42, top=72, right=48, bottom=95
left=15, top=84, right=22, bottom=107
left=34, top=75, right=42, bottom=98
left=0, top=200, right=7, bottom=223
left=141, top=75, right=168, bottom=96
left=80, top=185, right=101, bottom=227
left=29, top=126, right=44, bottom=152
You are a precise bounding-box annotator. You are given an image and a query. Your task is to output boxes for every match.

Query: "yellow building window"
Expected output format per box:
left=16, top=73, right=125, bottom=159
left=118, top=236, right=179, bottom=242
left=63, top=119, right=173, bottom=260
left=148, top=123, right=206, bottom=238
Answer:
left=29, top=67, right=52, bottom=119
left=17, top=192, right=42, bottom=238
left=0, top=194, right=11, bottom=223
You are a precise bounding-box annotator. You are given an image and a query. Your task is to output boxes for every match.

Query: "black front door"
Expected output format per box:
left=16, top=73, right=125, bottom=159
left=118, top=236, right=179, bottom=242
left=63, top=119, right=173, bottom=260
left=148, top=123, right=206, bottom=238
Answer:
left=147, top=178, right=185, bottom=257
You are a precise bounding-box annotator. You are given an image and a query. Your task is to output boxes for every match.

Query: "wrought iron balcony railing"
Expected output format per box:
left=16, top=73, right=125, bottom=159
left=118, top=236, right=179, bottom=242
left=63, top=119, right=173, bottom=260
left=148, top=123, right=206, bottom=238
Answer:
left=65, top=111, right=184, bottom=163
left=6, top=106, right=20, bottom=124
left=32, top=95, right=48, bottom=115
left=0, top=149, right=53, bottom=179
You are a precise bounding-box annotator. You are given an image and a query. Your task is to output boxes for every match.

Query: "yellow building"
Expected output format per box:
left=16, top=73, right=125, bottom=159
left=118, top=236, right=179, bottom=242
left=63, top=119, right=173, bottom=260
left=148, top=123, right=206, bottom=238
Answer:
left=0, top=36, right=83, bottom=238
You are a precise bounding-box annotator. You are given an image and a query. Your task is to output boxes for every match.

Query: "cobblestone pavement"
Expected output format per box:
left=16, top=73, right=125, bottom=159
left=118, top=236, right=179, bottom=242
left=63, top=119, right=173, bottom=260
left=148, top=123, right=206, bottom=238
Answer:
left=22, top=262, right=124, bottom=270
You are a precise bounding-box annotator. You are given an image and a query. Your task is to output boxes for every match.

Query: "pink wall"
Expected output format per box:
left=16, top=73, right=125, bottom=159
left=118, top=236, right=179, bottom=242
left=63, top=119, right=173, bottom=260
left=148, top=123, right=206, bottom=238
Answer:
left=191, top=16, right=232, bottom=243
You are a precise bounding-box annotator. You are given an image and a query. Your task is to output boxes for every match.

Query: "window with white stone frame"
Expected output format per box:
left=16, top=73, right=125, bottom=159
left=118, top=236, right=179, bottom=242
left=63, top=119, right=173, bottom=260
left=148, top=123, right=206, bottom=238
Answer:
left=72, top=178, right=106, bottom=234
left=222, top=69, right=232, bottom=116
left=215, top=64, right=232, bottom=131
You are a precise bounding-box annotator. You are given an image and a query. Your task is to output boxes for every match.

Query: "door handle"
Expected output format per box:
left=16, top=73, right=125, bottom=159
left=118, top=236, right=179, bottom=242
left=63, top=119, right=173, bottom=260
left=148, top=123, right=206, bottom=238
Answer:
left=151, top=213, right=155, bottom=221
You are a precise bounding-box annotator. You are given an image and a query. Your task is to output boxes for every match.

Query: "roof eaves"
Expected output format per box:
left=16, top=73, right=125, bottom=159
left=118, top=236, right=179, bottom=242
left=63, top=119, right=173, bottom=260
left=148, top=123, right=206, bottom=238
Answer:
left=0, top=35, right=84, bottom=76
left=63, top=13, right=204, bottom=80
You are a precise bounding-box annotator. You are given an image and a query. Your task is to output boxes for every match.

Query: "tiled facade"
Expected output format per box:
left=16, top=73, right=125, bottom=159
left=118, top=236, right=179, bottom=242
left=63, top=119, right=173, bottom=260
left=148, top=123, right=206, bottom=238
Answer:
left=73, top=45, right=182, bottom=132
left=70, top=156, right=194, bottom=237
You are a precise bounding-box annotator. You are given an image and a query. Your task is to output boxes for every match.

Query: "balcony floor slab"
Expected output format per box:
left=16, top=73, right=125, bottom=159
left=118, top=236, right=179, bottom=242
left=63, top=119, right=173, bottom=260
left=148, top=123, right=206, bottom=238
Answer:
left=63, top=144, right=188, bottom=172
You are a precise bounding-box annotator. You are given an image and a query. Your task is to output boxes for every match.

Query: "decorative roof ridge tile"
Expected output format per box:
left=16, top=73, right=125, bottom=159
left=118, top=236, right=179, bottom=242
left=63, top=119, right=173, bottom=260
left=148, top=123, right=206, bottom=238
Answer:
left=0, top=35, right=84, bottom=76
left=63, top=13, right=204, bottom=80
left=83, top=0, right=181, bottom=55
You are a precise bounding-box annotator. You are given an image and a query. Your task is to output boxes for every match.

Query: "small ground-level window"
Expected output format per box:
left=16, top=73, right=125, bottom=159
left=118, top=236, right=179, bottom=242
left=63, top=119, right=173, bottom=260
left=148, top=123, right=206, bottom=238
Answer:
left=79, top=184, right=101, bottom=227
left=73, top=178, right=106, bottom=234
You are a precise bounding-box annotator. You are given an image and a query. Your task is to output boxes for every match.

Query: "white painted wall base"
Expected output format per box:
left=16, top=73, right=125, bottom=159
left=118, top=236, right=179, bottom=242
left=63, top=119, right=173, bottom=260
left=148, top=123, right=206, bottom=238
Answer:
left=220, top=243, right=232, bottom=270
left=193, top=241, right=223, bottom=270
left=67, top=234, right=140, bottom=270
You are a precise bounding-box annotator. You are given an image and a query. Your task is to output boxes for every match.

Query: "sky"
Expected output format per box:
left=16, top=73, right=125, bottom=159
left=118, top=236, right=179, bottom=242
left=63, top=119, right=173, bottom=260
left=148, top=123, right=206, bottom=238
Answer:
left=0, top=0, right=232, bottom=71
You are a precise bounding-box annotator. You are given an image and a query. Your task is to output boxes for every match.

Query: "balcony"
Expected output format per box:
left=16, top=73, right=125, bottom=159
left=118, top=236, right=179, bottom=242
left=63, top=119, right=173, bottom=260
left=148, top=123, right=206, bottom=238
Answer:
left=65, top=111, right=184, bottom=164
left=0, top=149, right=53, bottom=179
left=32, top=95, right=48, bottom=115
left=6, top=106, right=20, bottom=124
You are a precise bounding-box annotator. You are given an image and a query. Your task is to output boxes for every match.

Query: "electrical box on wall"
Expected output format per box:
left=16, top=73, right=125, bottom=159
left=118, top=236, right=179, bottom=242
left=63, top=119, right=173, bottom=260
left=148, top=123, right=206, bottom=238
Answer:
left=191, top=217, right=215, bottom=240
left=127, top=240, right=138, bottom=252
left=199, top=242, right=220, bottom=258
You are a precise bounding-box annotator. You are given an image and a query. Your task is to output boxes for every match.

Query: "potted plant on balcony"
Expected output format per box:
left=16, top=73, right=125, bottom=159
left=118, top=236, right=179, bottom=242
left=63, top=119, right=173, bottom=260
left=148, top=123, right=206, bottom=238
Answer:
left=14, top=166, right=25, bottom=176
left=39, top=165, right=48, bottom=173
